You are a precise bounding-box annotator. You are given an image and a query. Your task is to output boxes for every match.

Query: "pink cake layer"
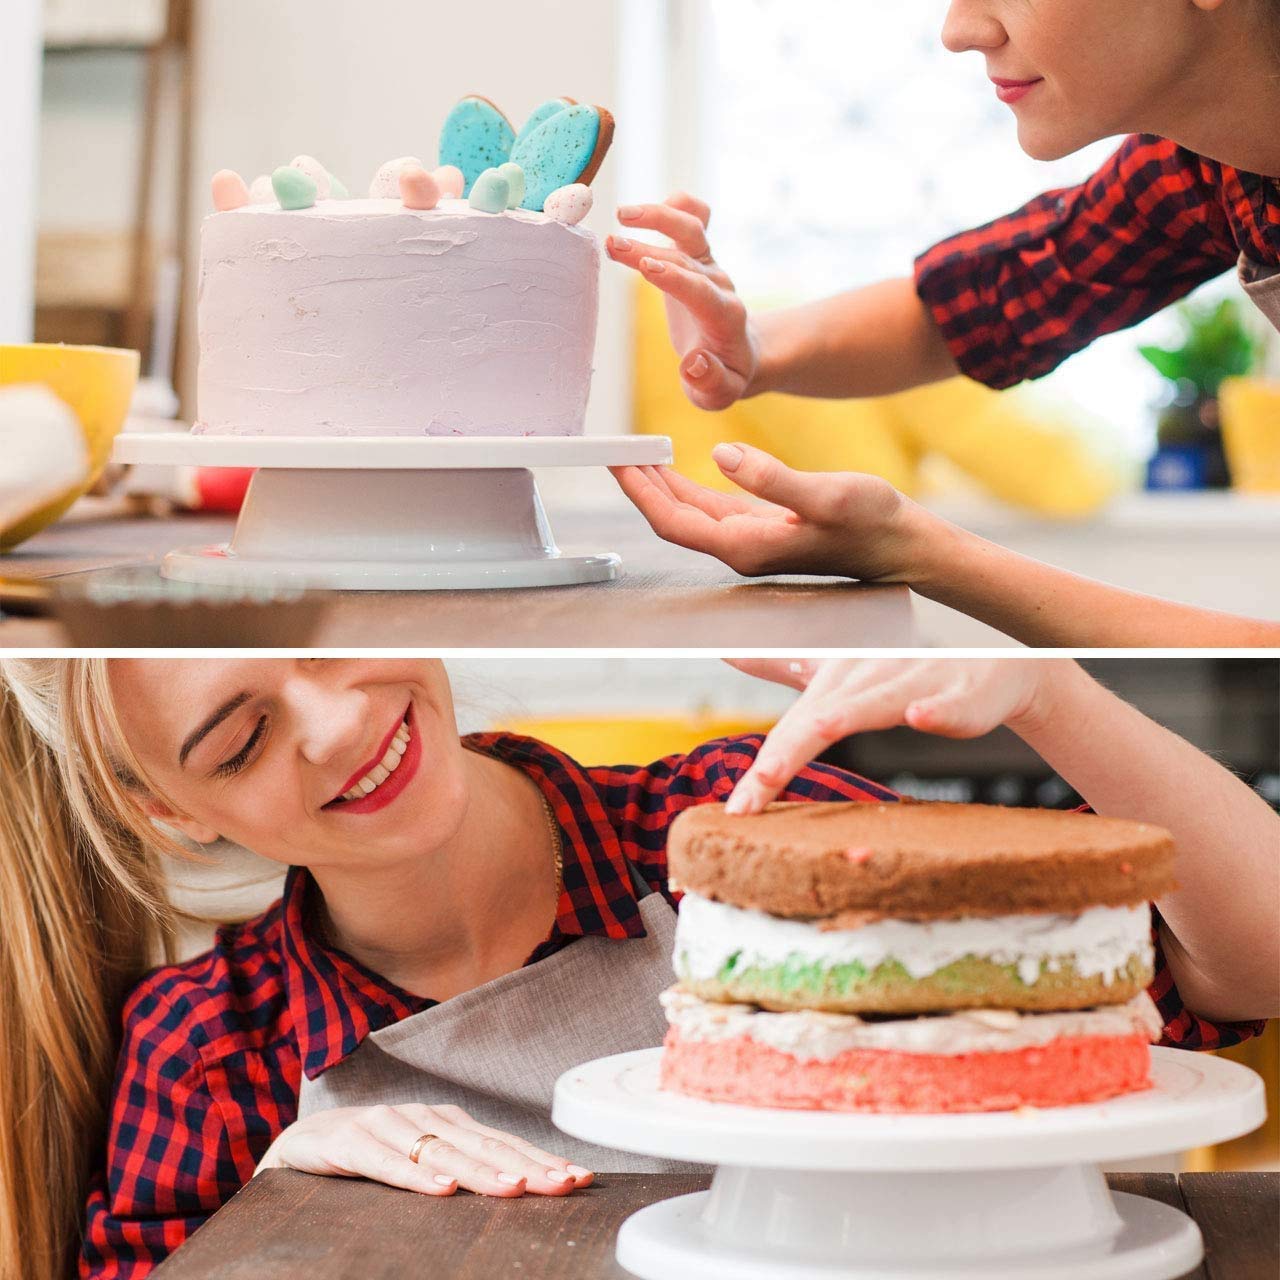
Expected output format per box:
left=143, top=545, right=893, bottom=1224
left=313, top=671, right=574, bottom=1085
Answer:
left=660, top=1027, right=1152, bottom=1113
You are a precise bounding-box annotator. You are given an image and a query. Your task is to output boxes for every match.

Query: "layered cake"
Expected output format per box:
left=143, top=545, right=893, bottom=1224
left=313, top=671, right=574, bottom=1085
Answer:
left=660, top=802, right=1173, bottom=1113
left=194, top=96, right=613, bottom=438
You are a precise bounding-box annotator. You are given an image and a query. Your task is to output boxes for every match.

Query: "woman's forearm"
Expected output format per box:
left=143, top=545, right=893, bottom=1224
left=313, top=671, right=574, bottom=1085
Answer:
left=749, top=277, right=958, bottom=399
left=1009, top=662, right=1280, bottom=1023
left=902, top=507, right=1280, bottom=648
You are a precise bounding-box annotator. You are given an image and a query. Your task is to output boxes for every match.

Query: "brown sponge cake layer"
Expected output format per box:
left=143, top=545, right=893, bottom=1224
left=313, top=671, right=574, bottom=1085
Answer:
left=668, top=801, right=1174, bottom=922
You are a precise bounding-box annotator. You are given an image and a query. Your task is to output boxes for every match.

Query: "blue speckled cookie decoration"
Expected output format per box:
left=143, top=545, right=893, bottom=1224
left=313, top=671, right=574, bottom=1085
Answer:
left=438, top=96, right=516, bottom=196
left=513, top=96, right=575, bottom=151
left=509, top=104, right=614, bottom=212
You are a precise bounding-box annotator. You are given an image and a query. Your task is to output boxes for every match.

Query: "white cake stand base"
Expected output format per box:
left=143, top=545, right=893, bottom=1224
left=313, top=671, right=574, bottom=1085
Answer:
left=111, top=434, right=673, bottom=590
left=552, top=1047, right=1265, bottom=1280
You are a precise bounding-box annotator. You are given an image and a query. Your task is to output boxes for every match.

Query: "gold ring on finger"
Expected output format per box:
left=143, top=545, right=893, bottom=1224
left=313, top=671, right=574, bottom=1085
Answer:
left=409, top=1133, right=440, bottom=1164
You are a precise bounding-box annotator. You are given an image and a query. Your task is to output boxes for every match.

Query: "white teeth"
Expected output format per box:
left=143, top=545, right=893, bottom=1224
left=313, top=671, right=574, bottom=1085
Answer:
left=339, top=716, right=412, bottom=802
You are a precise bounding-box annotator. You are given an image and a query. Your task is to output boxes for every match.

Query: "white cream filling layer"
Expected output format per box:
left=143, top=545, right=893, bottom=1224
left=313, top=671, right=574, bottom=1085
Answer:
left=673, top=892, right=1152, bottom=988
left=338, top=716, right=411, bottom=802
left=661, top=987, right=1163, bottom=1059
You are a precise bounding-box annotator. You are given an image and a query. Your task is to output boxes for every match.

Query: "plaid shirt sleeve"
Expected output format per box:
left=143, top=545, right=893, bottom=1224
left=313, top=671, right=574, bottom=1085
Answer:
left=79, top=980, right=262, bottom=1278
left=1149, top=908, right=1268, bottom=1051
left=914, top=134, right=1240, bottom=388
left=589, top=734, right=898, bottom=891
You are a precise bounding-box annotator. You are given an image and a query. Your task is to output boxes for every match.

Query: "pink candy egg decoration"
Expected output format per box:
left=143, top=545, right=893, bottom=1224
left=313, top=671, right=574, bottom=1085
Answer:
left=432, top=164, right=465, bottom=199
left=211, top=169, right=250, bottom=211
left=399, top=166, right=441, bottom=210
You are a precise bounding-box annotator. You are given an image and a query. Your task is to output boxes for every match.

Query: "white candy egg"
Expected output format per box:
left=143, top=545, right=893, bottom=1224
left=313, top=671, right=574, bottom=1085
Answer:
left=248, top=174, right=275, bottom=204
left=290, top=155, right=332, bottom=200
left=544, top=183, right=593, bottom=226
left=368, top=156, right=425, bottom=200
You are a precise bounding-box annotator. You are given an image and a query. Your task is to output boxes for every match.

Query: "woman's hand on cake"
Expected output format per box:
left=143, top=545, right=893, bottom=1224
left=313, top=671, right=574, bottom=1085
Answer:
left=608, top=193, right=759, bottom=410
left=723, top=658, right=1051, bottom=814
left=610, top=443, right=923, bottom=581
left=254, top=1103, right=592, bottom=1198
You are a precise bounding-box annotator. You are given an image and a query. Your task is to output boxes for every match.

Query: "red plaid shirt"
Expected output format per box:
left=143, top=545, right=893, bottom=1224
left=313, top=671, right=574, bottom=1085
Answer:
left=80, top=733, right=1264, bottom=1277
left=915, top=134, right=1280, bottom=388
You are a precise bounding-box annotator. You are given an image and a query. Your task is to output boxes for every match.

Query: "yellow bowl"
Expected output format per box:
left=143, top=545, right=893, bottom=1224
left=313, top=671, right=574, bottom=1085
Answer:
left=0, top=343, right=140, bottom=550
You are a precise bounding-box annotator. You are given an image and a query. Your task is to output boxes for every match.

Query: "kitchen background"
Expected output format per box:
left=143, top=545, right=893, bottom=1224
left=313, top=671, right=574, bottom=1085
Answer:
left=3, top=0, right=1279, bottom=642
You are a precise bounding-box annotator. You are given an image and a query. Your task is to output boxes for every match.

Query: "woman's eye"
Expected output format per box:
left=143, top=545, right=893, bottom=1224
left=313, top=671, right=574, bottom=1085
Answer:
left=215, top=715, right=268, bottom=778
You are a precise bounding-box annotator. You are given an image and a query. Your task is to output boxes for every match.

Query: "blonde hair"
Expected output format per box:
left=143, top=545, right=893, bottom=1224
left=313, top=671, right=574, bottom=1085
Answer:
left=0, top=659, right=183, bottom=1280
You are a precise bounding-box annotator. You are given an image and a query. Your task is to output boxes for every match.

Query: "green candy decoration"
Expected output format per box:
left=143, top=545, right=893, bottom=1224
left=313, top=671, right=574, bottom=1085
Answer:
left=468, top=169, right=510, bottom=214
left=272, top=165, right=318, bottom=211
left=497, top=162, right=525, bottom=209
left=327, top=173, right=350, bottom=200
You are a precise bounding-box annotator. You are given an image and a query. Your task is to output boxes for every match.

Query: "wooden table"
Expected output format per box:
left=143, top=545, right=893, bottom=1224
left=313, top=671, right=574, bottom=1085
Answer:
left=153, top=1170, right=1277, bottom=1279
left=1, top=499, right=918, bottom=648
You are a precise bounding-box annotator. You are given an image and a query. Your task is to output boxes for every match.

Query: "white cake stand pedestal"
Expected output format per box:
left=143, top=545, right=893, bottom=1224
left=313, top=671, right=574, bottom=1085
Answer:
left=111, top=433, right=673, bottom=590
left=552, top=1047, right=1265, bottom=1280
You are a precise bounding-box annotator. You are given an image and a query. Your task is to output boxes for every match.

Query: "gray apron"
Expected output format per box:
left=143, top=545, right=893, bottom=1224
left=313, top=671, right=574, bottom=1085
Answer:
left=296, top=862, right=685, bottom=1172
left=1239, top=253, right=1280, bottom=331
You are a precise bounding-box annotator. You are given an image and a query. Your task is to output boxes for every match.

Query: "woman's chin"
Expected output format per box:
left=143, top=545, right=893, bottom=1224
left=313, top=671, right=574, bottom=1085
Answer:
left=1014, top=115, right=1096, bottom=164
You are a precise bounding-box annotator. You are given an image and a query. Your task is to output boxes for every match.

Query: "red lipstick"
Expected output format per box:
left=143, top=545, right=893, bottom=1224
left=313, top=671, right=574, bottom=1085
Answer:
left=324, top=704, right=421, bottom=816
left=991, top=77, right=1042, bottom=104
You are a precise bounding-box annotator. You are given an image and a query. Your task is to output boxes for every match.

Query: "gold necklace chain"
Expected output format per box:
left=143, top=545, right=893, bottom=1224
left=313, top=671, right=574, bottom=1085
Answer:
left=537, top=788, right=565, bottom=901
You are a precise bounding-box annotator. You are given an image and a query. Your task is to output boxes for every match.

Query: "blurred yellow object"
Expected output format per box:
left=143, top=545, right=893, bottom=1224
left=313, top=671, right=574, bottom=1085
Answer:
left=0, top=343, right=139, bottom=550
left=1219, top=377, right=1280, bottom=493
left=631, top=281, right=1117, bottom=517
left=503, top=715, right=772, bottom=767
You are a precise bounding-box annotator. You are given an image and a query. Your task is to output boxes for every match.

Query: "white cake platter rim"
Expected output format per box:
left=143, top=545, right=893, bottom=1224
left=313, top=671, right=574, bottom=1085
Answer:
left=552, top=1045, right=1266, bottom=1172
left=112, top=432, right=674, bottom=470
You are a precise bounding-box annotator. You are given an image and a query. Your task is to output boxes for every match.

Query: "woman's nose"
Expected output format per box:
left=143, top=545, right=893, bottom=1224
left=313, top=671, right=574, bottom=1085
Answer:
left=284, top=676, right=368, bottom=765
left=940, top=0, right=1007, bottom=53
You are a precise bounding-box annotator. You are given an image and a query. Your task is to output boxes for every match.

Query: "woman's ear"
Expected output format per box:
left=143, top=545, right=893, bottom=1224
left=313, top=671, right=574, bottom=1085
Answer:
left=138, top=796, right=222, bottom=846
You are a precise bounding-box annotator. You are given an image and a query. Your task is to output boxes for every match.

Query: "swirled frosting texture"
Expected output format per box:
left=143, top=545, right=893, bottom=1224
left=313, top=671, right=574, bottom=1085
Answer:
left=194, top=198, right=599, bottom=437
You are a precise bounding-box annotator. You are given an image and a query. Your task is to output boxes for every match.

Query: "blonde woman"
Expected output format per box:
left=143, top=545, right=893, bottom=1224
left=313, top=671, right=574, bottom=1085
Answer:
left=0, top=657, right=1272, bottom=1280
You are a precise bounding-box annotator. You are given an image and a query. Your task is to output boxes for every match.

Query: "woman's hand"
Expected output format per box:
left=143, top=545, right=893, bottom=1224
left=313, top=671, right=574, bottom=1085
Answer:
left=256, top=1103, right=593, bottom=1198
left=726, top=658, right=1060, bottom=814
left=611, top=443, right=925, bottom=581
left=608, top=193, right=759, bottom=410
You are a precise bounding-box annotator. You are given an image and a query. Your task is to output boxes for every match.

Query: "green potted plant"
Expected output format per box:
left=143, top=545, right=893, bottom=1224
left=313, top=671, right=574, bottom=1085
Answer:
left=1140, top=296, right=1263, bottom=489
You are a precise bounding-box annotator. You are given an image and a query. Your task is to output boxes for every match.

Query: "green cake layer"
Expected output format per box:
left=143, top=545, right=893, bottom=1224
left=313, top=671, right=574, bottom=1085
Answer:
left=674, top=949, right=1153, bottom=1014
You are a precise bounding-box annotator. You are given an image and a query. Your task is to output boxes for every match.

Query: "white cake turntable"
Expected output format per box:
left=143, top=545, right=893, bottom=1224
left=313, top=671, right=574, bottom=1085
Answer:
left=552, top=1046, right=1265, bottom=1280
left=111, top=432, right=673, bottom=590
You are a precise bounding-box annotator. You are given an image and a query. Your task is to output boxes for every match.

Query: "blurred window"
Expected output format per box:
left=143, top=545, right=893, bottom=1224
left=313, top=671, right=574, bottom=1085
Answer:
left=686, top=0, right=1239, bottom=459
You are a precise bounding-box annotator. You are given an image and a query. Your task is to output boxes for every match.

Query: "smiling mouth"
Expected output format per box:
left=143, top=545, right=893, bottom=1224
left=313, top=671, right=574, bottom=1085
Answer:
left=326, top=708, right=412, bottom=807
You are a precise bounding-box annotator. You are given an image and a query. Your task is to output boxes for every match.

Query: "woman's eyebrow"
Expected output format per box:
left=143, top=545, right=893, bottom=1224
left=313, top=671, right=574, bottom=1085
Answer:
left=179, top=692, right=253, bottom=767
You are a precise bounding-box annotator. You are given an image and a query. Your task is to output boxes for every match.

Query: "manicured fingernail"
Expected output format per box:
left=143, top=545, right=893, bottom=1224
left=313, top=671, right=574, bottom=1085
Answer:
left=687, top=353, right=709, bottom=378
left=712, top=443, right=743, bottom=472
left=618, top=205, right=641, bottom=219
left=641, top=257, right=665, bottom=273
left=546, top=1170, right=573, bottom=1183
left=610, top=236, right=632, bottom=251
left=498, top=1172, right=525, bottom=1186
left=567, top=1165, right=592, bottom=1179
left=434, top=1175, right=457, bottom=1187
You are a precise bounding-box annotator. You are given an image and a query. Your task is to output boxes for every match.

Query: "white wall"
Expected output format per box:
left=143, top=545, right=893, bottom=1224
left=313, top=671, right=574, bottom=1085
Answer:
left=186, top=0, right=654, bottom=432
left=0, top=0, right=43, bottom=342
